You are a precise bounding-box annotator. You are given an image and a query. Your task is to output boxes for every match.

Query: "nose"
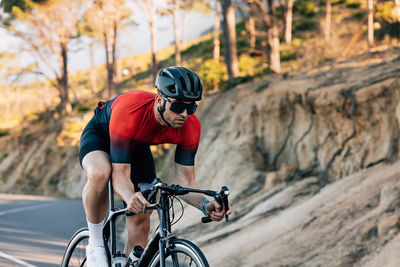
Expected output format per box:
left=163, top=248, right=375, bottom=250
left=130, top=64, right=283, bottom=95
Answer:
left=180, top=109, right=188, bottom=117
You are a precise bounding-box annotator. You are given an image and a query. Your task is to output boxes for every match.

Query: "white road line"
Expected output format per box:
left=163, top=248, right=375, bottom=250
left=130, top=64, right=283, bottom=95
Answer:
left=0, top=203, right=52, bottom=217
left=0, top=250, right=37, bottom=267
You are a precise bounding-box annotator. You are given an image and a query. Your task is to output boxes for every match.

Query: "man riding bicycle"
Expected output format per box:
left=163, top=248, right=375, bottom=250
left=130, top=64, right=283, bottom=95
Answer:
left=79, top=66, right=232, bottom=267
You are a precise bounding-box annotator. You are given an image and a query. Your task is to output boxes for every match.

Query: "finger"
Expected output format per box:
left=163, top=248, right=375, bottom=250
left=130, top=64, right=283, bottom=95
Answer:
left=133, top=202, right=143, bottom=213
left=210, top=211, right=224, bottom=219
left=211, top=211, right=225, bottom=218
left=210, top=214, right=222, bottom=221
left=226, top=206, right=232, bottom=215
left=137, top=194, right=150, bottom=207
left=214, top=202, right=221, bottom=212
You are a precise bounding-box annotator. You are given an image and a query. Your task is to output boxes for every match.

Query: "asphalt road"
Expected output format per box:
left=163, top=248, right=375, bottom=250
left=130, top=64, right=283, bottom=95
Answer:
left=0, top=194, right=86, bottom=267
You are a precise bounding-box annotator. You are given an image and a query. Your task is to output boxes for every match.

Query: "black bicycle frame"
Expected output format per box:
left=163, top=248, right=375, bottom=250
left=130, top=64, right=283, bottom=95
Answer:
left=105, top=179, right=174, bottom=267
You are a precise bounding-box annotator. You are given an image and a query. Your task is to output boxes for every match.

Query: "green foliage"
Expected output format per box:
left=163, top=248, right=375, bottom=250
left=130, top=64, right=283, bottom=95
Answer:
left=1, top=0, right=26, bottom=13
left=345, top=0, right=361, bottom=9
left=0, top=130, right=10, bottom=137
left=221, top=76, right=254, bottom=91
left=294, top=1, right=316, bottom=17
left=2, top=153, right=8, bottom=158
left=376, top=2, right=398, bottom=22
left=352, top=10, right=366, bottom=21
left=238, top=55, right=259, bottom=76
left=281, top=50, right=297, bottom=62
left=293, top=20, right=318, bottom=32
left=375, top=2, right=400, bottom=40
left=198, top=59, right=226, bottom=90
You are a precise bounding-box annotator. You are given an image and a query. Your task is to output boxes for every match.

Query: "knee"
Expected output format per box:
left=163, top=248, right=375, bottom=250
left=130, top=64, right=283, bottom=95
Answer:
left=86, top=165, right=110, bottom=191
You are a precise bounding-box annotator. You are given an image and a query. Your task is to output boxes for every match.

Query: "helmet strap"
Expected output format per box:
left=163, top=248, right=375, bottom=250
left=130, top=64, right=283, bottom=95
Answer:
left=157, top=98, right=171, bottom=127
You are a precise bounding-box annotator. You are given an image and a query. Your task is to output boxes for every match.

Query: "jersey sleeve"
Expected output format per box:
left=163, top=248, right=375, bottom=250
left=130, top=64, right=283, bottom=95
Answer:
left=109, top=102, right=137, bottom=163
left=174, top=116, right=201, bottom=166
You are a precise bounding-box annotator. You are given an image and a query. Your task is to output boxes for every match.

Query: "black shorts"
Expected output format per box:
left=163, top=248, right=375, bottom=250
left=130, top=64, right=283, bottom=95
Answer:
left=79, top=117, right=156, bottom=191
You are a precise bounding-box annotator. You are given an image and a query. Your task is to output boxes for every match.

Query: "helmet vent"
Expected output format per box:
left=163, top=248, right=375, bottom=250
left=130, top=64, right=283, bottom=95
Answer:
left=179, top=76, right=188, bottom=94
left=167, top=84, right=176, bottom=93
left=189, top=75, right=195, bottom=94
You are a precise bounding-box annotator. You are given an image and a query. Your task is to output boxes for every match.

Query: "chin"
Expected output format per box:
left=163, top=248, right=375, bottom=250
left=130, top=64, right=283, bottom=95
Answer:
left=172, top=122, right=185, bottom=129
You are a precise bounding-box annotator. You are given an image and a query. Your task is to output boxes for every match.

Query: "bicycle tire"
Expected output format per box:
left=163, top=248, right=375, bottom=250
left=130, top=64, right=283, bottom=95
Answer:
left=61, top=228, right=90, bottom=267
left=148, top=239, right=209, bottom=267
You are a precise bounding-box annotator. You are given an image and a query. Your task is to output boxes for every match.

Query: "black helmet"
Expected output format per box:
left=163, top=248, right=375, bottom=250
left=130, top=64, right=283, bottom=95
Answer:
left=155, top=66, right=203, bottom=101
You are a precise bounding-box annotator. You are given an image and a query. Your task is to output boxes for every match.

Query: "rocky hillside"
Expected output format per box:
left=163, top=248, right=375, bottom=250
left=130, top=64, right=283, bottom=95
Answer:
left=160, top=45, right=400, bottom=266
left=1, top=45, right=400, bottom=266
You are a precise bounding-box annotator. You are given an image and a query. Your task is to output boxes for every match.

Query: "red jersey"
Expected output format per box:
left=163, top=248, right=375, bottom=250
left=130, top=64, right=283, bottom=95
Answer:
left=100, top=91, right=201, bottom=165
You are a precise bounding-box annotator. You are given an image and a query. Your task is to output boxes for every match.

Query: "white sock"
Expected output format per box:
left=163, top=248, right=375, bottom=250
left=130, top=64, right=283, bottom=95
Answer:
left=87, top=218, right=105, bottom=247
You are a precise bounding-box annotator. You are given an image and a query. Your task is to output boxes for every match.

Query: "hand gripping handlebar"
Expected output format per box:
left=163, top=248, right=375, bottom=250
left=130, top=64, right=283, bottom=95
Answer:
left=201, top=186, right=230, bottom=223
left=137, top=178, right=230, bottom=224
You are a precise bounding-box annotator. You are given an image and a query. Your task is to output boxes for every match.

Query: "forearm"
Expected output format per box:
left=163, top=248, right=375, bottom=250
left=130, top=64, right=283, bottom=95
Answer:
left=112, top=164, right=135, bottom=203
left=176, top=178, right=206, bottom=210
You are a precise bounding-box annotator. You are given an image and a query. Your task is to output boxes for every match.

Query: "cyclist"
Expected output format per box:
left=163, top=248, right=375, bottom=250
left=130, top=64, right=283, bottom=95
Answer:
left=79, top=66, right=232, bottom=267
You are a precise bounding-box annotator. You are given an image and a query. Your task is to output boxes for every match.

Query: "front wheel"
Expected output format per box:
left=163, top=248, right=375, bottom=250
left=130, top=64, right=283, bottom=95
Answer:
left=61, top=228, right=89, bottom=267
left=148, top=239, right=209, bottom=267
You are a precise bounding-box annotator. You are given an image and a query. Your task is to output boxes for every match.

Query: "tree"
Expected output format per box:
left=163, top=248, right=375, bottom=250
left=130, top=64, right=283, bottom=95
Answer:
left=7, top=0, right=87, bottom=114
left=220, top=0, right=240, bottom=79
left=280, top=0, right=295, bottom=44
left=367, top=0, right=374, bottom=47
left=325, top=0, right=332, bottom=41
left=82, top=0, right=132, bottom=98
left=172, top=0, right=182, bottom=66
left=213, top=0, right=221, bottom=63
left=249, top=0, right=281, bottom=73
left=135, top=0, right=158, bottom=83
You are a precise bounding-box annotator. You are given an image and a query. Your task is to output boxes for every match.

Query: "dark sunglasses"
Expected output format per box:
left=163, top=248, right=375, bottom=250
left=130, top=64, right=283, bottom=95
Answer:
left=162, top=96, right=197, bottom=115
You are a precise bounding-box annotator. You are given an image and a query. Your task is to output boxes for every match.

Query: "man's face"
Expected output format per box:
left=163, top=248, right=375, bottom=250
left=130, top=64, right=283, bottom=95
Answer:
left=160, top=96, right=195, bottom=128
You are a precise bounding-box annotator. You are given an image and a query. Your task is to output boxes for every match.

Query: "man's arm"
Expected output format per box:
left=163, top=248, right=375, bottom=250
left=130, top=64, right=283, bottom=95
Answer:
left=112, top=163, right=149, bottom=214
left=174, top=163, right=231, bottom=221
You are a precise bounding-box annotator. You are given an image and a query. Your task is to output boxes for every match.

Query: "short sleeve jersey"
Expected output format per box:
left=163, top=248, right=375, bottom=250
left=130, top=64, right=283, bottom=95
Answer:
left=108, top=91, right=201, bottom=166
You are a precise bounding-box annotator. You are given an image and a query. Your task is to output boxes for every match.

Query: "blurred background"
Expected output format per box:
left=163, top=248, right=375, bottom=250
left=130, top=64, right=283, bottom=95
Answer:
left=0, top=0, right=400, bottom=266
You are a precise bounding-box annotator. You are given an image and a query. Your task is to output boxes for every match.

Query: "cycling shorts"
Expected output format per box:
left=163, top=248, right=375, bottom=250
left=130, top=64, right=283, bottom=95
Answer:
left=79, top=117, right=156, bottom=190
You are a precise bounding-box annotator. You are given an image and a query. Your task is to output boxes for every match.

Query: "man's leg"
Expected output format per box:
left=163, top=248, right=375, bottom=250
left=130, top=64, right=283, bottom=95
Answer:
left=82, top=151, right=111, bottom=244
left=125, top=142, right=156, bottom=256
left=124, top=212, right=151, bottom=255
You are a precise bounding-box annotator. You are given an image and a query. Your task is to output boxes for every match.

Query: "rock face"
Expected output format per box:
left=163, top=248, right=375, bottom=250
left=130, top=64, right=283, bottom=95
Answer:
left=0, top=114, right=86, bottom=198
left=160, top=47, right=400, bottom=266
left=1, top=46, right=400, bottom=266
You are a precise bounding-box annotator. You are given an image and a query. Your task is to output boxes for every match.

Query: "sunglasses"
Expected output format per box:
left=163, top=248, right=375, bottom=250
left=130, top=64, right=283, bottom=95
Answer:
left=162, top=96, right=197, bottom=115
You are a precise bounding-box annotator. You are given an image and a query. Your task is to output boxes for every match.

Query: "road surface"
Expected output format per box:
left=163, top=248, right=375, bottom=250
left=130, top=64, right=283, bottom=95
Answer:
left=0, top=194, right=86, bottom=267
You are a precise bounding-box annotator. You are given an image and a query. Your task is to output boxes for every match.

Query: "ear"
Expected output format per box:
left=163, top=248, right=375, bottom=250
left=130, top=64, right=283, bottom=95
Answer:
left=155, top=94, right=162, bottom=108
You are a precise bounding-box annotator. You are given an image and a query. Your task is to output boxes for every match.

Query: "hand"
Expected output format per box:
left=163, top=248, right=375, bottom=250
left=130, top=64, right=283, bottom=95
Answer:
left=126, top=192, right=150, bottom=214
left=204, top=200, right=232, bottom=222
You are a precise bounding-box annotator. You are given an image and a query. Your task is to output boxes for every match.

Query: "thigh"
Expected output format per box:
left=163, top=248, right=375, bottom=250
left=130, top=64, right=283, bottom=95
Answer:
left=130, top=142, right=156, bottom=191
left=79, top=117, right=110, bottom=166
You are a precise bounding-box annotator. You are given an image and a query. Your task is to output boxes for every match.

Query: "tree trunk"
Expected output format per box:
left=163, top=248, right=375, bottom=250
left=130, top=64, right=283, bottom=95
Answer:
left=89, top=41, right=97, bottom=94
left=266, top=0, right=281, bottom=73
left=213, top=0, right=221, bottom=63
left=367, top=0, right=374, bottom=47
left=246, top=2, right=256, bottom=51
left=148, top=0, right=158, bottom=83
left=284, top=0, right=294, bottom=44
left=325, top=0, right=331, bottom=41
left=104, top=32, right=114, bottom=99
left=59, top=43, right=72, bottom=115
left=173, top=0, right=181, bottom=66
left=221, top=0, right=240, bottom=79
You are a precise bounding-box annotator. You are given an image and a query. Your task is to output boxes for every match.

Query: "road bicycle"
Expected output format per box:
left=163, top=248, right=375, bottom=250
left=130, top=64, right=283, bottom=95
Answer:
left=61, top=177, right=230, bottom=267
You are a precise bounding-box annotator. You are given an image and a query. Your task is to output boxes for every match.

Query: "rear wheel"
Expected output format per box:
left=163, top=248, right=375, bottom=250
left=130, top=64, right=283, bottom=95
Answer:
left=148, top=239, right=209, bottom=267
left=61, top=228, right=89, bottom=267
